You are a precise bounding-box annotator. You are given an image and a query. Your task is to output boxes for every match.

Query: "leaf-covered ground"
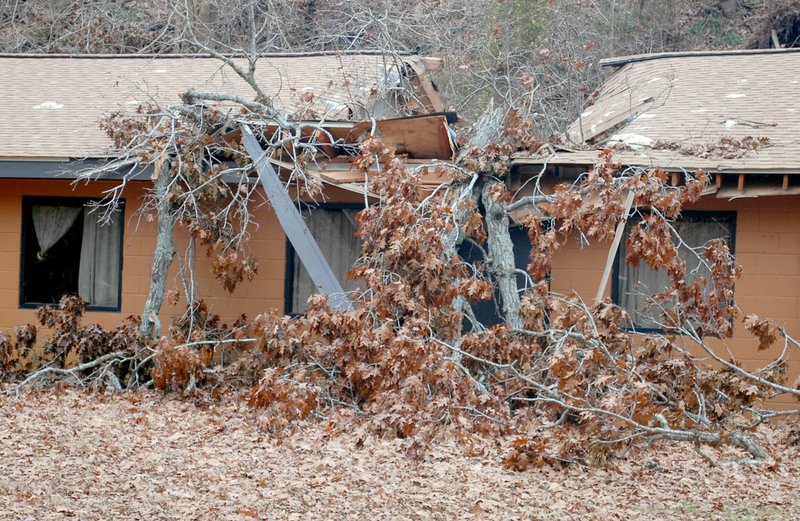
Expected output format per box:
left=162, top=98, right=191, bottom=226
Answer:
left=0, top=390, right=797, bottom=520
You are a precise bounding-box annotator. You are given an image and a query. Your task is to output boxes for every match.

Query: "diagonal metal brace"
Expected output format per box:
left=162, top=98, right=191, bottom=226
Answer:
left=241, top=124, right=352, bottom=312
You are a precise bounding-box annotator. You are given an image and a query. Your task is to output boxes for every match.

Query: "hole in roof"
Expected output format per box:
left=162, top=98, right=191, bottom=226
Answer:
left=726, top=93, right=746, bottom=98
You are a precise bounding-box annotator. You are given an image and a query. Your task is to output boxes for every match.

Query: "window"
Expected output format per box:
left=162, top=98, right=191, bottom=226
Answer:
left=458, top=226, right=534, bottom=328
left=613, top=212, right=735, bottom=330
left=20, top=197, right=124, bottom=311
left=286, top=206, right=363, bottom=314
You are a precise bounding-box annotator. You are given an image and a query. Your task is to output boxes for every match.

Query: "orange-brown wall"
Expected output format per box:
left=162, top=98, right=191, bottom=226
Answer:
left=550, top=194, right=800, bottom=405
left=0, top=178, right=287, bottom=333
left=3, top=179, right=798, bottom=402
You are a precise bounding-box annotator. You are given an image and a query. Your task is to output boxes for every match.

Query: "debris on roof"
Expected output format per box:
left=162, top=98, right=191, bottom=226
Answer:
left=515, top=48, right=800, bottom=174
left=261, top=113, right=458, bottom=195
left=0, top=53, right=444, bottom=160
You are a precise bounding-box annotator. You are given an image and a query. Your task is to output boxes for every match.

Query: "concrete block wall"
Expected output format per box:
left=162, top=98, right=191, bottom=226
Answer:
left=0, top=179, right=287, bottom=333
left=548, top=194, right=800, bottom=405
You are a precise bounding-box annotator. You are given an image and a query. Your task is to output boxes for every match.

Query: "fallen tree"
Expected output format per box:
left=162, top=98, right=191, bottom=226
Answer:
left=2, top=6, right=798, bottom=466
left=5, top=125, right=798, bottom=465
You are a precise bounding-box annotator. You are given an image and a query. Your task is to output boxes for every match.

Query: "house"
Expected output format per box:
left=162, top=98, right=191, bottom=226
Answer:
left=511, top=48, right=800, bottom=404
left=0, top=52, right=451, bottom=334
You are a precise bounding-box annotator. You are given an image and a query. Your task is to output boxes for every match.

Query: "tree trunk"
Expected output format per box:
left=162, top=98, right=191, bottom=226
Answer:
left=446, top=100, right=508, bottom=353
left=482, top=180, right=522, bottom=330
left=140, top=162, right=176, bottom=341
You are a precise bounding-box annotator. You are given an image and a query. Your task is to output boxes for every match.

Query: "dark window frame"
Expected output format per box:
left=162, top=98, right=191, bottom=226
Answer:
left=19, top=196, right=125, bottom=312
left=283, top=202, right=365, bottom=316
left=458, top=223, right=539, bottom=328
left=611, top=210, right=737, bottom=333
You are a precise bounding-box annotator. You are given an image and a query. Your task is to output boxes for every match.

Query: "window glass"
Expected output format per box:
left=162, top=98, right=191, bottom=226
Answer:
left=615, top=213, right=734, bottom=330
left=21, top=198, right=124, bottom=310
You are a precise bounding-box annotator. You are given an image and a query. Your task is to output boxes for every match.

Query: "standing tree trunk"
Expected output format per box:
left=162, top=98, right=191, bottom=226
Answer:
left=141, top=161, right=176, bottom=341
left=482, top=179, right=522, bottom=329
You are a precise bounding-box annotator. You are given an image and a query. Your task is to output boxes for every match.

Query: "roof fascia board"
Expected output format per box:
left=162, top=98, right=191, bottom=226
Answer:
left=511, top=157, right=800, bottom=175
left=0, top=160, right=152, bottom=180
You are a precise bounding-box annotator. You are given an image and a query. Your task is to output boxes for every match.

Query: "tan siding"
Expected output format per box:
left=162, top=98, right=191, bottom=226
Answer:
left=549, top=194, right=800, bottom=404
left=0, top=178, right=285, bottom=333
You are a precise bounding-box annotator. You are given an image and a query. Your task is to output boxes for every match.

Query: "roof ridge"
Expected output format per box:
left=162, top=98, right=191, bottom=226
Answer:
left=0, top=50, right=418, bottom=60
left=600, top=47, right=800, bottom=68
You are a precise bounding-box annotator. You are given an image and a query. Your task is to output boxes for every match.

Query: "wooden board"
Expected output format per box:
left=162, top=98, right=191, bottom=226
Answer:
left=317, top=166, right=452, bottom=186
left=348, top=114, right=455, bottom=160
left=318, top=169, right=366, bottom=184
left=242, top=125, right=351, bottom=312
left=717, top=185, right=800, bottom=199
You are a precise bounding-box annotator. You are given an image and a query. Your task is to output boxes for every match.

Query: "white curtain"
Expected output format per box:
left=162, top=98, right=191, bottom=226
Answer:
left=78, top=210, right=122, bottom=308
left=292, top=209, right=362, bottom=313
left=619, top=217, right=732, bottom=329
left=31, top=205, right=81, bottom=260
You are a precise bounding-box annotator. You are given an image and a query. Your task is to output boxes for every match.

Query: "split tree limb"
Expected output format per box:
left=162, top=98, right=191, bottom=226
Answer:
left=482, top=180, right=522, bottom=329
left=595, top=189, right=635, bottom=302
left=141, top=159, right=177, bottom=341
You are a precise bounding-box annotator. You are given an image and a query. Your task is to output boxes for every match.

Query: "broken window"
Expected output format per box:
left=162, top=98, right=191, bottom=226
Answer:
left=20, top=197, right=124, bottom=310
left=613, top=212, right=735, bottom=330
left=286, top=206, right=363, bottom=314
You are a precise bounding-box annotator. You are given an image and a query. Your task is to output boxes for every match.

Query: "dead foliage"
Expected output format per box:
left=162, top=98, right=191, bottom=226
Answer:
left=652, top=135, right=772, bottom=159
left=1, top=390, right=799, bottom=520
left=5, top=120, right=799, bottom=468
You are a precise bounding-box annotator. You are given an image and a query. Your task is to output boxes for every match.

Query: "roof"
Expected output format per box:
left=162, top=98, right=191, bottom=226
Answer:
left=515, top=48, right=800, bottom=174
left=0, top=53, right=441, bottom=161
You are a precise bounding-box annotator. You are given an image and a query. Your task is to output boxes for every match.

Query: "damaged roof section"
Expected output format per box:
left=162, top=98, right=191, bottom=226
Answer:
left=261, top=112, right=458, bottom=197
left=0, top=52, right=444, bottom=161
left=517, top=48, right=800, bottom=174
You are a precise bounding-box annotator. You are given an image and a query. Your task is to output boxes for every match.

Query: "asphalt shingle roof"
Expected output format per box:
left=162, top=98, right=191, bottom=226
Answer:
left=516, top=48, right=800, bottom=173
left=0, top=53, right=428, bottom=160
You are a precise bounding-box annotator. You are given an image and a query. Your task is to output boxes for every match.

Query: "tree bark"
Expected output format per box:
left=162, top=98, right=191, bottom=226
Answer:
left=482, top=180, right=522, bottom=330
left=446, top=100, right=508, bottom=355
left=141, top=161, right=176, bottom=341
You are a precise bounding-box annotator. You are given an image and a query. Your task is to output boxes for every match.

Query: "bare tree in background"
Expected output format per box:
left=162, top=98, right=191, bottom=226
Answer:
left=0, top=0, right=773, bottom=133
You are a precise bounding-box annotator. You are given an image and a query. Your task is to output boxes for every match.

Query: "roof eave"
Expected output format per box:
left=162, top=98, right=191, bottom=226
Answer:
left=511, top=155, right=800, bottom=175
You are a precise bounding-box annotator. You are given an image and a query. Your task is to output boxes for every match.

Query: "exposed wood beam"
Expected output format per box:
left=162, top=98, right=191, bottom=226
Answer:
left=420, top=56, right=444, bottom=71
left=241, top=124, right=352, bottom=312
